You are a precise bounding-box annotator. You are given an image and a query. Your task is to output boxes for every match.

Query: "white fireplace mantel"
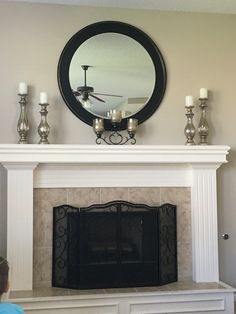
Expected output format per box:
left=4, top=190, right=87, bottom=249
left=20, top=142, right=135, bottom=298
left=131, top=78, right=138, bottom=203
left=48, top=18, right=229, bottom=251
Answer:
left=0, top=144, right=230, bottom=291
left=0, top=144, right=229, bottom=163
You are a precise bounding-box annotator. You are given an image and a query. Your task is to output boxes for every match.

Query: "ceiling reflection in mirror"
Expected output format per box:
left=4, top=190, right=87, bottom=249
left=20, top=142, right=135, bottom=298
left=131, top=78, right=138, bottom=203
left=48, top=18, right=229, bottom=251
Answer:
left=69, top=33, right=155, bottom=119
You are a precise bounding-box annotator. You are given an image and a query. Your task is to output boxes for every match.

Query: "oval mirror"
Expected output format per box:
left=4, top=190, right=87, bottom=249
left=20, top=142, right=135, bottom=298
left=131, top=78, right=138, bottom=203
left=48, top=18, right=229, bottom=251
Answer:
left=58, top=21, right=167, bottom=130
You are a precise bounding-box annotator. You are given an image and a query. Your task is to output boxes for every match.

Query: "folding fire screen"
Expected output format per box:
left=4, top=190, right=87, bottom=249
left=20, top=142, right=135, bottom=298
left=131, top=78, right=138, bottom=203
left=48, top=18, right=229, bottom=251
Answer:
left=52, top=201, right=177, bottom=289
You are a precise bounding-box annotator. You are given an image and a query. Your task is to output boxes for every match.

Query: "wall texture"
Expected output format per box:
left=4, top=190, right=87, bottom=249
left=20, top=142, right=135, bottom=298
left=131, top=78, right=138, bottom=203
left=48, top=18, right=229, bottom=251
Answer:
left=0, top=2, right=236, bottom=286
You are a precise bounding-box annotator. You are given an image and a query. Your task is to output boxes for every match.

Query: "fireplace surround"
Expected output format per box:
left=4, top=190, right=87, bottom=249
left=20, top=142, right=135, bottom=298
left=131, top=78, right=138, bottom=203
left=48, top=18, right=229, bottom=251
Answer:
left=33, top=186, right=191, bottom=288
left=0, top=144, right=230, bottom=292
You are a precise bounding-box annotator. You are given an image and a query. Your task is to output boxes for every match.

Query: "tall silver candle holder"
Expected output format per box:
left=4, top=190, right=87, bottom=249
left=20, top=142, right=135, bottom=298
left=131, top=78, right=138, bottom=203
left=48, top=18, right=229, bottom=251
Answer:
left=38, top=102, right=50, bottom=144
left=198, top=97, right=209, bottom=145
left=184, top=105, right=196, bottom=145
left=17, top=94, right=29, bottom=144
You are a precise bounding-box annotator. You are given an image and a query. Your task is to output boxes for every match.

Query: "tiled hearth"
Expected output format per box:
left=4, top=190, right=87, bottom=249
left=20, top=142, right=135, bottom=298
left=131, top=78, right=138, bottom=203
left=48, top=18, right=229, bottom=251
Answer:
left=0, top=144, right=234, bottom=313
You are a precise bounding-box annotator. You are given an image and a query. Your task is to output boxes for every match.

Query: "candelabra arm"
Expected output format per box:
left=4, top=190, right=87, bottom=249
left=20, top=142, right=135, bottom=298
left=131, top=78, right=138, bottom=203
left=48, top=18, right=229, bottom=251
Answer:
left=95, top=129, right=136, bottom=145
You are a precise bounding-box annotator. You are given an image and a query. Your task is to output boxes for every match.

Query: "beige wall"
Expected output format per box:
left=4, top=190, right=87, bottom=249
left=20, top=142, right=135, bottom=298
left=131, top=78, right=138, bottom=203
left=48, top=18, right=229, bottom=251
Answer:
left=0, top=2, right=236, bottom=286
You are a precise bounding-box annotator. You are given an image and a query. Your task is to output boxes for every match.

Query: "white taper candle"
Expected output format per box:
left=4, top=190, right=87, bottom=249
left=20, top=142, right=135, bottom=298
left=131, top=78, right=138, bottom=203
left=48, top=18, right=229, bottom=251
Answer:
left=40, top=92, right=48, bottom=104
left=200, top=88, right=208, bottom=99
left=19, top=82, right=28, bottom=94
left=185, top=95, right=194, bottom=107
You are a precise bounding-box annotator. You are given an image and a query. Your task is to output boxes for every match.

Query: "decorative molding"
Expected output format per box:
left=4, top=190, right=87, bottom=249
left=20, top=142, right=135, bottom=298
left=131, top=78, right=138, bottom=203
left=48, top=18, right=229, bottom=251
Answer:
left=1, top=162, right=38, bottom=290
left=34, top=164, right=191, bottom=188
left=191, top=165, right=220, bottom=282
left=2, top=162, right=39, bottom=170
left=0, top=165, right=7, bottom=257
left=22, top=301, right=119, bottom=313
left=129, top=298, right=225, bottom=313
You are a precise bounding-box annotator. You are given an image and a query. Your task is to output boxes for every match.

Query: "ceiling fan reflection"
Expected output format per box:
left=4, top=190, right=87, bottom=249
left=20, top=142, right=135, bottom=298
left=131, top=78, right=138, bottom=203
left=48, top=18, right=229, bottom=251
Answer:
left=73, top=65, right=123, bottom=105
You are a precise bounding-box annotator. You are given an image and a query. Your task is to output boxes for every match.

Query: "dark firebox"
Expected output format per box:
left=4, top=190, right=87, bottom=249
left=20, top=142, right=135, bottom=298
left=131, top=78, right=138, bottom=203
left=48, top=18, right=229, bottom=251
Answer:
left=52, top=201, right=177, bottom=289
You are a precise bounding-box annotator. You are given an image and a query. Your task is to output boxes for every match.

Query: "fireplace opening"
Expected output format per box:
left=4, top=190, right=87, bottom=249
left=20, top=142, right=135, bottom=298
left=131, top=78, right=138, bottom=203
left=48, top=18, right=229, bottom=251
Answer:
left=52, top=201, right=177, bottom=289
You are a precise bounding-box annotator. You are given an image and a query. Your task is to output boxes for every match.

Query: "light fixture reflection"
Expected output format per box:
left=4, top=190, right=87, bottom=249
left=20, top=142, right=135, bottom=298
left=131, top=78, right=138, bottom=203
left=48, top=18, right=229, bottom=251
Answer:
left=81, top=98, right=93, bottom=108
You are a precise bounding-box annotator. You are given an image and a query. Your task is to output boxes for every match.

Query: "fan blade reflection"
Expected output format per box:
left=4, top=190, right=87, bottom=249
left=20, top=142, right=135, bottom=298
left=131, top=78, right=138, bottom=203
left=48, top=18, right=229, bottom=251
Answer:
left=90, top=94, right=106, bottom=103
left=92, top=92, right=123, bottom=98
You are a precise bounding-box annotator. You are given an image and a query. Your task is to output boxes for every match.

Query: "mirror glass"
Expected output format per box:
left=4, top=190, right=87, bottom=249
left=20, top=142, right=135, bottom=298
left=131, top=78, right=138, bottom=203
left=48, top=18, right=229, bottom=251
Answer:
left=58, top=21, right=166, bottom=130
left=69, top=33, right=155, bottom=119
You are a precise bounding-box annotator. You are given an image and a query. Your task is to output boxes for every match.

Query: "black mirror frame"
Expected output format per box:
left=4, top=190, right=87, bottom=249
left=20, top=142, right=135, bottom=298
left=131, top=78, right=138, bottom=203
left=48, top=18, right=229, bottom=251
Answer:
left=58, top=21, right=167, bottom=130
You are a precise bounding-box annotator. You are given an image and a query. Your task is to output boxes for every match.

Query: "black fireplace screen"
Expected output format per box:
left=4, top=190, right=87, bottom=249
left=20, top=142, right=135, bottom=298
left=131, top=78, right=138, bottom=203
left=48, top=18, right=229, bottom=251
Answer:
left=52, top=201, right=177, bottom=289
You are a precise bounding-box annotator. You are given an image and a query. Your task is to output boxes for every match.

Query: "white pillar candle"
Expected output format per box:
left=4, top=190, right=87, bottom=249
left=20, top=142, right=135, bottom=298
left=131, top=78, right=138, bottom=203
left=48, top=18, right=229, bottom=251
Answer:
left=127, top=118, right=138, bottom=132
left=18, top=82, right=28, bottom=94
left=185, top=95, right=194, bottom=107
left=200, top=88, right=208, bottom=99
left=111, top=110, right=122, bottom=123
left=40, top=92, right=48, bottom=104
left=93, top=118, right=104, bottom=133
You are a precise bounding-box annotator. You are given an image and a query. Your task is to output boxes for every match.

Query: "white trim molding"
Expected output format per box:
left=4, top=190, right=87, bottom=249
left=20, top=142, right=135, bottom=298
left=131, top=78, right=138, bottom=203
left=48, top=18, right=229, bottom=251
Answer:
left=1, top=162, right=38, bottom=291
left=0, top=144, right=229, bottom=163
left=0, top=144, right=230, bottom=290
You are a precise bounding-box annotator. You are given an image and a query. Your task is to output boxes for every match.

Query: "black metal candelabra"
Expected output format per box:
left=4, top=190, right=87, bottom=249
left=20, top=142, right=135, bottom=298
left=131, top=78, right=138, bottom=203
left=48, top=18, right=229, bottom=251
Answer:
left=93, top=116, right=138, bottom=145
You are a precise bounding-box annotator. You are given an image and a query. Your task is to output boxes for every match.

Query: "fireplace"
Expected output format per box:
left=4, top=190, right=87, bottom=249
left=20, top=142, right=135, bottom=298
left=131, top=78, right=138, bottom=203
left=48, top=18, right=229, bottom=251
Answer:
left=1, top=145, right=234, bottom=314
left=52, top=201, right=177, bottom=289
left=0, top=144, right=230, bottom=291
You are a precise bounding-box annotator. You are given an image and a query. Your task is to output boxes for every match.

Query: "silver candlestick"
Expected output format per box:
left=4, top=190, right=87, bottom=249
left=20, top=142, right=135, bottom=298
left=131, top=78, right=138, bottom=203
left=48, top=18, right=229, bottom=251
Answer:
left=184, top=106, right=196, bottom=145
left=38, top=103, right=50, bottom=144
left=198, top=98, right=209, bottom=145
left=17, top=94, right=29, bottom=144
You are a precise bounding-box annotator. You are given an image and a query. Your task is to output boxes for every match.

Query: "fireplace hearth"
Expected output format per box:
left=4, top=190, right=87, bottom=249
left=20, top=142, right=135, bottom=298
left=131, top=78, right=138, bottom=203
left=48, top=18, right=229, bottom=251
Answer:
left=52, top=201, right=177, bottom=289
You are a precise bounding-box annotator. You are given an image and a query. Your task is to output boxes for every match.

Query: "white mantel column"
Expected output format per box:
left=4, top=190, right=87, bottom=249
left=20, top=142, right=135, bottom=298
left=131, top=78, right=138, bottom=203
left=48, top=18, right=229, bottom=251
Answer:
left=2, top=162, right=38, bottom=291
left=191, top=164, right=220, bottom=282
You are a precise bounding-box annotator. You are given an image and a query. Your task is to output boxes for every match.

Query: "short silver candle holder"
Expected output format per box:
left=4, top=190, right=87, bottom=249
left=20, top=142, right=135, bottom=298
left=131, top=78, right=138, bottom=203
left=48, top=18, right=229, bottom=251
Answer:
left=198, top=97, right=209, bottom=145
left=17, top=94, right=29, bottom=144
left=184, top=105, right=196, bottom=145
left=38, top=102, right=50, bottom=144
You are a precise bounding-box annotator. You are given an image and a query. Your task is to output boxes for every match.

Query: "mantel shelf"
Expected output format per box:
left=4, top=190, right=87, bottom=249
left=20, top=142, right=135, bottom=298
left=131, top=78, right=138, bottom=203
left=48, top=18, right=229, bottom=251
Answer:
left=0, top=144, right=230, bottom=164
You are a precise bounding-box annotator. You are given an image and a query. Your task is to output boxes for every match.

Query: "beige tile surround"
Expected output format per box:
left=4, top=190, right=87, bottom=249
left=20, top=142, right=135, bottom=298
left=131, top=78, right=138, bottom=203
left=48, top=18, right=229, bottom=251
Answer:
left=33, top=187, right=191, bottom=288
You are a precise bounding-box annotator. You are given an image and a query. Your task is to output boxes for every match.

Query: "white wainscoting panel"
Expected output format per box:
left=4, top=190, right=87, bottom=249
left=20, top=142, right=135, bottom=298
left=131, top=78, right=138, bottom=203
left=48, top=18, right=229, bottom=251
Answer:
left=11, top=284, right=235, bottom=314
